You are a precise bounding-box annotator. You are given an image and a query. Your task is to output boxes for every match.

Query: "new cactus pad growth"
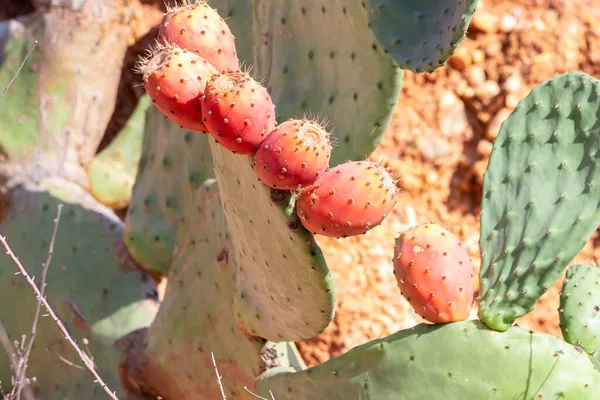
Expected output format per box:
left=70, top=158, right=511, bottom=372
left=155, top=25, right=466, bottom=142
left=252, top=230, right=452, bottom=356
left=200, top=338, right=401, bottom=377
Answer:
left=137, top=43, right=218, bottom=133
left=393, top=223, right=475, bottom=323
left=559, top=264, right=600, bottom=367
left=296, top=160, right=398, bottom=238
left=158, top=1, right=239, bottom=72
left=253, top=118, right=332, bottom=190
left=202, top=70, right=276, bottom=154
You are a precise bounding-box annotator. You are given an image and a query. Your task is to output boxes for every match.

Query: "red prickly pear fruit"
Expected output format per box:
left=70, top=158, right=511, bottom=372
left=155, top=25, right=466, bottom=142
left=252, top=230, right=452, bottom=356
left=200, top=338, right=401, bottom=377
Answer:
left=393, top=223, right=475, bottom=324
left=158, top=1, right=239, bottom=72
left=201, top=70, right=276, bottom=155
left=296, top=160, right=398, bottom=238
left=136, top=43, right=218, bottom=133
left=253, top=119, right=332, bottom=190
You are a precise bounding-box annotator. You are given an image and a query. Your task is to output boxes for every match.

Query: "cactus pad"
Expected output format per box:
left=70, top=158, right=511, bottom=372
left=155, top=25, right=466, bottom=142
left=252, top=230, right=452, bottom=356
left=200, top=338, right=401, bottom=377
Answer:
left=251, top=0, right=404, bottom=165
left=123, top=108, right=214, bottom=274
left=365, top=0, right=479, bottom=73
left=0, top=4, right=137, bottom=187
left=0, top=179, right=158, bottom=399
left=122, top=180, right=300, bottom=400
left=257, top=320, right=600, bottom=399
left=560, top=264, right=600, bottom=367
left=478, top=72, right=600, bottom=332
left=89, top=95, right=151, bottom=209
left=209, top=139, right=335, bottom=342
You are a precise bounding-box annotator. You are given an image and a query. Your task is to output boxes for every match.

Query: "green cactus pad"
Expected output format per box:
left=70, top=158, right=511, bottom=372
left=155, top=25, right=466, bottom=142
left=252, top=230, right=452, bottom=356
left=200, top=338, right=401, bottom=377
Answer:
left=123, top=108, right=214, bottom=274
left=478, top=72, right=600, bottom=332
left=249, top=0, right=403, bottom=166
left=0, top=5, right=137, bottom=187
left=208, top=0, right=255, bottom=63
left=125, top=180, right=299, bottom=399
left=0, top=179, right=158, bottom=399
left=560, top=264, right=600, bottom=366
left=257, top=320, right=600, bottom=399
left=209, top=139, right=335, bottom=342
left=89, top=95, right=151, bottom=209
left=365, top=0, right=478, bottom=73
left=0, top=17, right=44, bottom=163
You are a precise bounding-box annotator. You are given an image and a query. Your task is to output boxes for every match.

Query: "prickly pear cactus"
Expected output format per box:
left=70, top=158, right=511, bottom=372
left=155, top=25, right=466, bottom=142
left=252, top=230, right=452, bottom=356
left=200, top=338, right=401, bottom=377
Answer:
left=257, top=320, right=600, bottom=399
left=0, top=179, right=159, bottom=399
left=0, top=2, right=137, bottom=188
left=210, top=0, right=404, bottom=165
left=560, top=264, right=600, bottom=367
left=120, top=179, right=302, bottom=400
left=209, top=139, right=336, bottom=341
left=478, top=72, right=600, bottom=332
left=365, top=0, right=479, bottom=73
left=206, top=0, right=254, bottom=63
left=89, top=95, right=152, bottom=210
left=123, top=107, right=214, bottom=274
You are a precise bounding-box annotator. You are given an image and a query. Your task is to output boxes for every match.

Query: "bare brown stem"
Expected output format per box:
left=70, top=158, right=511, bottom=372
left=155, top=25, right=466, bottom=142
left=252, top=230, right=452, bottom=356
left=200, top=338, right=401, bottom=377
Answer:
left=12, top=204, right=62, bottom=400
left=0, top=212, right=120, bottom=400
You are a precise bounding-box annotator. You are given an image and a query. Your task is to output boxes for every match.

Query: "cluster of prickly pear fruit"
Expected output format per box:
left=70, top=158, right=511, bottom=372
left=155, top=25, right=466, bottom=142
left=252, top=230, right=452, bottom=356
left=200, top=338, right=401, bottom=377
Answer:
left=137, top=0, right=399, bottom=239
left=5, top=0, right=600, bottom=399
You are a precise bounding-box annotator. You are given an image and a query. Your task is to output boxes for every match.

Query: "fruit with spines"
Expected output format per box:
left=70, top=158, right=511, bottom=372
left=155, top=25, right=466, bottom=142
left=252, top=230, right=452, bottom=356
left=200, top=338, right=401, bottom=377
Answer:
left=393, top=223, right=475, bottom=323
left=253, top=118, right=332, bottom=190
left=296, top=160, right=398, bottom=238
left=202, top=70, right=276, bottom=154
left=137, top=43, right=218, bottom=133
left=158, top=0, right=239, bottom=72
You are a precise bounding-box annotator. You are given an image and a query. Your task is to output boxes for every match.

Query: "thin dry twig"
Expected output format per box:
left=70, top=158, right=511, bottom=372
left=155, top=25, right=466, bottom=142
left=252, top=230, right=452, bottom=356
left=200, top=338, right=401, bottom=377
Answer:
left=0, top=40, right=38, bottom=102
left=212, top=352, right=227, bottom=400
left=0, top=209, right=120, bottom=400
left=11, top=204, right=63, bottom=400
left=211, top=352, right=276, bottom=400
left=244, top=386, right=275, bottom=400
left=0, top=321, right=34, bottom=400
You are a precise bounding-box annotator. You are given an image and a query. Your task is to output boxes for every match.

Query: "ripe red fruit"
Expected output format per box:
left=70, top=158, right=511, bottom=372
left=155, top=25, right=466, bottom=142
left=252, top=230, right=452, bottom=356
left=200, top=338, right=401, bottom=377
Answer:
left=393, top=223, right=475, bottom=324
left=296, top=160, right=398, bottom=237
left=137, top=43, right=218, bottom=133
left=201, top=70, right=276, bottom=154
left=158, top=1, right=239, bottom=72
left=253, top=119, right=332, bottom=190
